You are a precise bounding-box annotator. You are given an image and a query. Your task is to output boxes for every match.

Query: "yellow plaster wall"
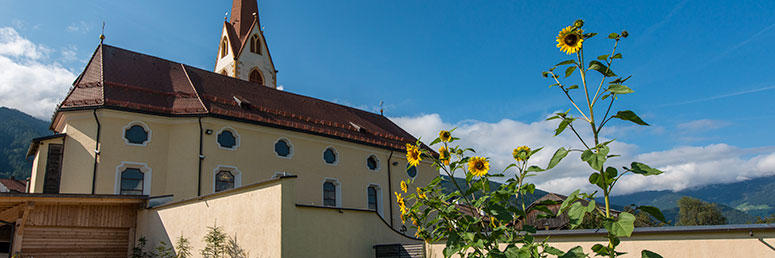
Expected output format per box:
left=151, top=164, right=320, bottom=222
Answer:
left=426, top=231, right=775, bottom=258
left=135, top=179, right=284, bottom=258
left=42, top=109, right=438, bottom=232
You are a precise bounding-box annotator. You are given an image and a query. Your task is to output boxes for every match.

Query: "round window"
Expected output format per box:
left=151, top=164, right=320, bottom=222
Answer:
left=323, top=148, right=337, bottom=164
left=275, top=139, right=291, bottom=157
left=367, top=155, right=378, bottom=170
left=125, top=124, right=148, bottom=144
left=407, top=164, right=417, bottom=178
left=218, top=130, right=237, bottom=149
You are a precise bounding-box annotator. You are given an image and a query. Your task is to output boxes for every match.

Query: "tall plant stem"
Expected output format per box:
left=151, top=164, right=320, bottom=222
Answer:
left=592, top=40, right=619, bottom=107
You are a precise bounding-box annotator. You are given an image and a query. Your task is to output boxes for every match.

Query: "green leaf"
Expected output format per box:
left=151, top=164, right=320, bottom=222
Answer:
left=609, top=212, right=636, bottom=237
left=549, top=83, right=560, bottom=88
left=567, top=202, right=588, bottom=228
left=612, top=110, right=649, bottom=125
left=559, top=246, right=586, bottom=258
left=601, top=93, right=611, bottom=100
left=597, top=54, right=609, bottom=61
left=608, top=32, right=619, bottom=39
left=591, top=243, right=609, bottom=256
left=543, top=246, right=564, bottom=256
left=580, top=146, right=608, bottom=171
left=608, top=84, right=634, bottom=94
left=588, top=61, right=617, bottom=77
left=584, top=32, right=598, bottom=39
left=605, top=166, right=618, bottom=179
left=642, top=250, right=664, bottom=258
left=565, top=66, right=577, bottom=78
left=547, top=147, right=569, bottom=170
left=629, top=162, right=663, bottom=176
left=556, top=60, right=576, bottom=66
left=589, top=172, right=605, bottom=189
left=567, top=84, right=579, bottom=90
left=430, top=137, right=441, bottom=146
left=555, top=118, right=572, bottom=136
left=637, top=205, right=667, bottom=223
left=559, top=189, right=580, bottom=213
left=613, top=53, right=623, bottom=59
left=504, top=246, right=531, bottom=258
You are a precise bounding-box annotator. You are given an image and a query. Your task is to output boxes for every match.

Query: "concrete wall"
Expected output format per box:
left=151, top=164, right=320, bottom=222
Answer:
left=30, top=108, right=437, bottom=234
left=136, top=178, right=284, bottom=258
left=426, top=229, right=775, bottom=258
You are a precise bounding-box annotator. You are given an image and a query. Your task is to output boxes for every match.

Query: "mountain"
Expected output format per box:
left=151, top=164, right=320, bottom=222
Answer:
left=607, top=175, right=775, bottom=223
left=0, top=107, right=51, bottom=179
left=439, top=175, right=549, bottom=206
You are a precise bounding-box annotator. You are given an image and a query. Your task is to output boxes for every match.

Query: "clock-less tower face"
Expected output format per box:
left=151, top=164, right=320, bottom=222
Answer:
left=214, top=0, right=277, bottom=88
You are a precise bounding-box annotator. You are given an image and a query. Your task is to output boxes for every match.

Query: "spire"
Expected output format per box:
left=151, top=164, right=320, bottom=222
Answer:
left=230, top=0, right=259, bottom=39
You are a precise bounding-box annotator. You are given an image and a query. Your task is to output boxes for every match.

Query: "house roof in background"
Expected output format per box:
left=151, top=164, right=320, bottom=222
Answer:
left=0, top=178, right=27, bottom=193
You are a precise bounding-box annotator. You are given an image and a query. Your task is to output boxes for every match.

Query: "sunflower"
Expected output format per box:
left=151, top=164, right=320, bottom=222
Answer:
left=395, top=192, right=405, bottom=208
left=406, top=143, right=422, bottom=167
left=439, top=130, right=452, bottom=142
left=416, top=187, right=427, bottom=200
left=556, top=26, right=584, bottom=54
left=468, top=156, right=490, bottom=177
left=439, top=146, right=450, bottom=166
left=513, top=146, right=531, bottom=162
left=400, top=181, right=408, bottom=193
left=400, top=212, right=406, bottom=224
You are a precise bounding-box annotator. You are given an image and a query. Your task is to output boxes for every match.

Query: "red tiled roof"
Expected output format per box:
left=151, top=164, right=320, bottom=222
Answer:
left=59, top=44, right=430, bottom=152
left=0, top=178, right=26, bottom=193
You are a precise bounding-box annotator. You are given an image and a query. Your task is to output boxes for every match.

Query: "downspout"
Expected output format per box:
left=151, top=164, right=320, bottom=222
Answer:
left=91, top=109, right=101, bottom=194
left=387, top=150, right=394, bottom=228
left=198, top=117, right=204, bottom=196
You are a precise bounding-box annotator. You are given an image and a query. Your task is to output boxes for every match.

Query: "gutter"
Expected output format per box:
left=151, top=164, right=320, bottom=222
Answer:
left=198, top=117, right=204, bottom=196
left=387, top=150, right=394, bottom=228
left=91, top=109, right=101, bottom=194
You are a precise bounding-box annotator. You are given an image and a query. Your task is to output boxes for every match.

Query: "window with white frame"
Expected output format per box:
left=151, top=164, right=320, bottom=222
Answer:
left=217, top=128, right=240, bottom=150
left=274, top=138, right=293, bottom=158
left=323, top=147, right=338, bottom=165
left=366, top=154, right=379, bottom=171
left=213, top=165, right=242, bottom=193
left=322, top=178, right=341, bottom=207
left=123, top=121, right=151, bottom=146
left=115, top=162, right=152, bottom=196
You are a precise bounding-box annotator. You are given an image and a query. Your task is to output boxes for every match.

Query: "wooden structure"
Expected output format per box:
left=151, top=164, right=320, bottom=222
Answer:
left=374, top=243, right=425, bottom=258
left=0, top=193, right=145, bottom=257
left=516, top=193, right=619, bottom=230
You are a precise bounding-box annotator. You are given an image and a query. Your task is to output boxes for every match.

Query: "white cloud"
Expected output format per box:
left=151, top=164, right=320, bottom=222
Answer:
left=66, top=21, right=91, bottom=33
left=390, top=113, right=775, bottom=196
left=676, top=119, right=731, bottom=132
left=0, top=27, right=76, bottom=119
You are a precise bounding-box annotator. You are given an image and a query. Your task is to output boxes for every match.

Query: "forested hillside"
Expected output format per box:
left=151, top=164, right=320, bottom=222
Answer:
left=0, top=107, right=51, bottom=179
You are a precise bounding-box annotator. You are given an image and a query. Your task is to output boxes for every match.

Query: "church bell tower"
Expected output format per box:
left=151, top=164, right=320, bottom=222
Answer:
left=214, top=0, right=277, bottom=88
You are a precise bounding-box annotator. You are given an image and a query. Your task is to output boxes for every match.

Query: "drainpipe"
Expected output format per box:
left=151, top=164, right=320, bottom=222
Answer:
left=387, top=150, right=394, bottom=228
left=91, top=109, right=101, bottom=194
left=198, top=117, right=204, bottom=196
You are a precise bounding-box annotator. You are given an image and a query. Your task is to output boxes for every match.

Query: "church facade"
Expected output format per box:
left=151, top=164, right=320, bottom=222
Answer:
left=18, top=0, right=434, bottom=256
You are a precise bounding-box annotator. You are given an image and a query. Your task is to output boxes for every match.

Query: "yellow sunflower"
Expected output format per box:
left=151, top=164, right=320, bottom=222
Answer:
left=395, top=192, right=405, bottom=208
left=406, top=143, right=422, bottom=167
left=400, top=212, right=406, bottom=224
left=400, top=180, right=408, bottom=193
left=439, top=146, right=450, bottom=166
left=416, top=187, right=427, bottom=200
left=439, top=130, right=452, bottom=142
left=468, top=156, right=490, bottom=177
left=556, top=26, right=584, bottom=54
left=513, top=146, right=531, bottom=162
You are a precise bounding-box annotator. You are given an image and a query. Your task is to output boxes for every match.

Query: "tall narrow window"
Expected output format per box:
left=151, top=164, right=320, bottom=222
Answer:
left=43, top=144, right=64, bottom=194
left=221, top=37, right=228, bottom=58
left=323, top=182, right=336, bottom=207
left=249, top=69, right=263, bottom=85
left=215, top=170, right=235, bottom=192
left=250, top=34, right=261, bottom=55
left=120, top=168, right=144, bottom=195
left=368, top=186, right=378, bottom=210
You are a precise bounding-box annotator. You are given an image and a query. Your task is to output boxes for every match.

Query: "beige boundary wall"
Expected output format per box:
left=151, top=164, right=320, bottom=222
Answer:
left=426, top=225, right=775, bottom=258
left=136, top=175, right=422, bottom=258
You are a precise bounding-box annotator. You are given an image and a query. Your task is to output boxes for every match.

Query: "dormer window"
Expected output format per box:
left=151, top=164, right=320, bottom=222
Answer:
left=221, top=37, right=228, bottom=58
left=249, top=68, right=264, bottom=85
left=250, top=34, right=261, bottom=55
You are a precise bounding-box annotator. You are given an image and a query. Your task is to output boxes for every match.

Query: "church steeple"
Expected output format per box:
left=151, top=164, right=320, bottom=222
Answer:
left=230, top=0, right=259, bottom=40
left=215, top=0, right=277, bottom=89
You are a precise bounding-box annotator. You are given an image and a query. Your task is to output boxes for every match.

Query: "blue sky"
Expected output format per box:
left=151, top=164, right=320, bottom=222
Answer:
left=1, top=0, right=774, bottom=194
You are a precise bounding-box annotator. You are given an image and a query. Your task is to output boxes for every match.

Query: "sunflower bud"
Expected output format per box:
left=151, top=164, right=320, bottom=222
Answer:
left=621, top=30, right=629, bottom=38
left=541, top=71, right=549, bottom=78
left=573, top=19, right=584, bottom=28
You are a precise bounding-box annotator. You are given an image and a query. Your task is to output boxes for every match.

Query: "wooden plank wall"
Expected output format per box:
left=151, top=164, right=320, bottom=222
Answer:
left=27, top=203, right=138, bottom=228
left=21, top=226, right=129, bottom=258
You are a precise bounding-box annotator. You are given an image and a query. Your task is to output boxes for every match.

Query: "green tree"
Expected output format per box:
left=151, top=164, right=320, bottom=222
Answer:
left=155, top=241, right=175, bottom=258
left=754, top=214, right=775, bottom=224
left=175, top=235, right=193, bottom=258
left=201, top=224, right=228, bottom=258
left=676, top=196, right=727, bottom=226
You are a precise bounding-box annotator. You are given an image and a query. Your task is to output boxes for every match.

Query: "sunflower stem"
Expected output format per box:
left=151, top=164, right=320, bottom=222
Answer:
left=592, top=39, right=620, bottom=107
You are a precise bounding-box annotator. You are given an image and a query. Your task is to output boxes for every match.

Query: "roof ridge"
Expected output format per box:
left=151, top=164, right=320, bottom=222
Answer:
left=180, top=64, right=209, bottom=113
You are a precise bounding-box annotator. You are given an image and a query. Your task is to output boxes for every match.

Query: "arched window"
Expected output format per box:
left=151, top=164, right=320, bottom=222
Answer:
left=323, top=182, right=337, bottom=206
left=368, top=186, right=378, bottom=210
left=221, top=37, right=228, bottom=58
left=215, top=170, right=235, bottom=192
left=120, top=168, right=144, bottom=195
left=249, top=69, right=263, bottom=85
left=250, top=34, right=261, bottom=55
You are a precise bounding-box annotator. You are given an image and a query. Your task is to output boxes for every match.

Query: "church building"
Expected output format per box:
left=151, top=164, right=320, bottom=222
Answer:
left=9, top=1, right=435, bottom=257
